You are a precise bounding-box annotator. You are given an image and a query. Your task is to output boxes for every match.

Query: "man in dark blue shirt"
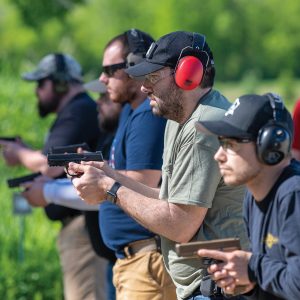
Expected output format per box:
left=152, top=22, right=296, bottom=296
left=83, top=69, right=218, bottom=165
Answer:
left=0, top=53, right=105, bottom=300
left=196, top=93, right=300, bottom=300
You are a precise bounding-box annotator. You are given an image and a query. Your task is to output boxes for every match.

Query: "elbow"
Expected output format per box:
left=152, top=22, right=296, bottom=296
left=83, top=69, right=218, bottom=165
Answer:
left=170, top=230, right=195, bottom=244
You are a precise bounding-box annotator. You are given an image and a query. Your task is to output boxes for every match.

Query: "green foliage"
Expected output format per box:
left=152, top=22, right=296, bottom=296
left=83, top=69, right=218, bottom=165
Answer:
left=0, top=74, right=62, bottom=299
left=11, top=0, right=84, bottom=28
left=277, top=69, right=297, bottom=105
left=2, top=0, right=300, bottom=80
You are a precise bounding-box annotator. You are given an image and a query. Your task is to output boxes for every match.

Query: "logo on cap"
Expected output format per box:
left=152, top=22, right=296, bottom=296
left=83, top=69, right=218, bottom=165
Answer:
left=225, top=98, right=240, bottom=116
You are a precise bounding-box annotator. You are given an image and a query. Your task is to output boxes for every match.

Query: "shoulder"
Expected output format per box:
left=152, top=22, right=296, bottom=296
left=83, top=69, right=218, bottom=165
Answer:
left=131, top=99, right=166, bottom=125
left=197, top=90, right=231, bottom=121
left=67, top=93, right=97, bottom=111
left=275, top=161, right=300, bottom=203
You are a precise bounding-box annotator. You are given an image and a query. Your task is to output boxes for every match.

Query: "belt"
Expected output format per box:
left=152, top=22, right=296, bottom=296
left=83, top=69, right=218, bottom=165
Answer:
left=185, top=276, right=223, bottom=299
left=123, top=236, right=161, bottom=258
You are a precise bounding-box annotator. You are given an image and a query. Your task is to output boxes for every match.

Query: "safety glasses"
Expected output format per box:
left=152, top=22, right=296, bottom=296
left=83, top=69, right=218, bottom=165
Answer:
left=218, top=137, right=253, bottom=155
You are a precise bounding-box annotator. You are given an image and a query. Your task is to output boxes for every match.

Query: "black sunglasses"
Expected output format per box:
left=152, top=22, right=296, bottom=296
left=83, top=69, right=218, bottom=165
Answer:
left=102, top=62, right=127, bottom=77
left=37, top=78, right=49, bottom=88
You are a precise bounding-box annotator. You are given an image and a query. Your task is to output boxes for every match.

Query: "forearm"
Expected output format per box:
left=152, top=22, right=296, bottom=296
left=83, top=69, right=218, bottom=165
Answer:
left=18, top=148, right=64, bottom=176
left=115, top=185, right=205, bottom=242
left=249, top=253, right=300, bottom=299
left=15, top=148, right=45, bottom=171
left=44, top=179, right=99, bottom=211
left=114, top=170, right=160, bottom=199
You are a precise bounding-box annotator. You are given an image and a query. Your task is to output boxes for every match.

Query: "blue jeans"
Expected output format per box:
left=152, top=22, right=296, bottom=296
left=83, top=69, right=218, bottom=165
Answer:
left=185, top=295, right=244, bottom=300
left=185, top=296, right=224, bottom=300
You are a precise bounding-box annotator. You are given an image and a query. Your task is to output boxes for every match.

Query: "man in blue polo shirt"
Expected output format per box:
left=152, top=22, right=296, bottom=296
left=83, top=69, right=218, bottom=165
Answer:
left=97, top=29, right=176, bottom=300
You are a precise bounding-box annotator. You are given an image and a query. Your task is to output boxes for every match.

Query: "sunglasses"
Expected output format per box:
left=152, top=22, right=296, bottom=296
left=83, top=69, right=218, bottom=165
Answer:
left=143, top=69, right=175, bottom=86
left=37, top=78, right=49, bottom=88
left=102, top=62, right=127, bottom=77
left=218, top=136, right=253, bottom=155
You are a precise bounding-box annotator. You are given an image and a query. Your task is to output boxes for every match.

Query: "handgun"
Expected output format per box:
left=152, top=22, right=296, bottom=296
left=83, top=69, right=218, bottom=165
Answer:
left=7, top=172, right=42, bottom=188
left=49, top=143, right=90, bottom=154
left=175, top=237, right=241, bottom=265
left=47, top=151, right=104, bottom=167
left=0, top=136, right=19, bottom=142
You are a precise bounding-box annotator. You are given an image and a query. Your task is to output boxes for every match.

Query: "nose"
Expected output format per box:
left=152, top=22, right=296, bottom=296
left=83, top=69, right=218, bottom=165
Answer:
left=99, top=72, right=108, bottom=85
left=214, top=146, right=227, bottom=163
left=141, top=83, right=152, bottom=94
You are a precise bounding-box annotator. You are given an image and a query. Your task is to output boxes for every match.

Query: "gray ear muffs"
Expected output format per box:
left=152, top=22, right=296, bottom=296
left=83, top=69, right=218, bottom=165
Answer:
left=53, top=53, right=69, bottom=93
left=256, top=93, right=291, bottom=165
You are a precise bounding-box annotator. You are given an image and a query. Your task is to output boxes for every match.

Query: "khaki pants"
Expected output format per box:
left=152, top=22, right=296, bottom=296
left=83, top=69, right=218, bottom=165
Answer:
left=57, top=215, right=108, bottom=300
left=113, top=251, right=176, bottom=300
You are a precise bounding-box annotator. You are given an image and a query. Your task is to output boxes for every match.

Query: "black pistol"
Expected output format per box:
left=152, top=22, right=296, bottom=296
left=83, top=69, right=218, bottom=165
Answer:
left=7, top=172, right=42, bottom=188
left=49, top=143, right=90, bottom=154
left=47, top=151, right=104, bottom=167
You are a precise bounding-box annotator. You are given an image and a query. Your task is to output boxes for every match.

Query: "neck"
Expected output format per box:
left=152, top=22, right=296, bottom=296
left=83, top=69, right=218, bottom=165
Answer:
left=57, top=85, right=84, bottom=112
left=129, top=89, right=147, bottom=110
left=179, top=87, right=211, bottom=124
left=247, top=159, right=291, bottom=201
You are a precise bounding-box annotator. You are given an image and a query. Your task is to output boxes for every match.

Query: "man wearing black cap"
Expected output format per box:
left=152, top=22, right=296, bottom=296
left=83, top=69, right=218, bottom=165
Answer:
left=197, top=93, right=300, bottom=300
left=0, top=53, right=106, bottom=300
left=68, top=31, right=248, bottom=300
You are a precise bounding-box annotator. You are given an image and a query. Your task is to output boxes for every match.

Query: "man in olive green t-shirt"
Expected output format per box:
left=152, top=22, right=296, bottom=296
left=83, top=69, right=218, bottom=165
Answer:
left=68, top=31, right=248, bottom=300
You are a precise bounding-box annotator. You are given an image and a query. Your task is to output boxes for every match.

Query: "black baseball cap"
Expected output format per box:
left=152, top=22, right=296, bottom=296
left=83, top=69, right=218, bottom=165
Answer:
left=195, top=93, right=293, bottom=140
left=125, top=31, right=213, bottom=77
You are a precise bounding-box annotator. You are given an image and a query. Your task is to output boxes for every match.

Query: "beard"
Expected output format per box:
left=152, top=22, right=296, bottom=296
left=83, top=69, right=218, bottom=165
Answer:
left=151, top=81, right=185, bottom=122
left=37, top=96, right=61, bottom=118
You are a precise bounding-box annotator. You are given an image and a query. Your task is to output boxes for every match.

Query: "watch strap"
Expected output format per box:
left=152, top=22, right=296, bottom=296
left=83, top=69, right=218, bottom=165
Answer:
left=106, top=181, right=122, bottom=204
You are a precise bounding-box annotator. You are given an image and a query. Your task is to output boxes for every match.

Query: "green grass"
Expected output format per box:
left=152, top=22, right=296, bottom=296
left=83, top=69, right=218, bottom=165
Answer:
left=0, top=72, right=299, bottom=299
left=0, top=74, right=62, bottom=299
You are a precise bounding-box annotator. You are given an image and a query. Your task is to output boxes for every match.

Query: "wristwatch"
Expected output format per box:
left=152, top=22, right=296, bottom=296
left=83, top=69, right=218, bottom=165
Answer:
left=106, top=181, right=122, bottom=204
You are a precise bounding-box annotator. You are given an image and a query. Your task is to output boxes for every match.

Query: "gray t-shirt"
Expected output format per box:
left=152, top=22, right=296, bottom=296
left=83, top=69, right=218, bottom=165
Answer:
left=159, top=90, right=248, bottom=299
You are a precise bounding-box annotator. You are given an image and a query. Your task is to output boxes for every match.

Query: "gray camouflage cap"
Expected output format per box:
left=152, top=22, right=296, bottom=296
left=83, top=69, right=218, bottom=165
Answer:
left=22, top=53, right=83, bottom=82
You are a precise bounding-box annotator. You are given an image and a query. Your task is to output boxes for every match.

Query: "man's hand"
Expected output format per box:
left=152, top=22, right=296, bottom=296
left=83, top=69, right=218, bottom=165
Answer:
left=0, top=140, right=25, bottom=166
left=198, top=249, right=255, bottom=294
left=68, top=162, right=115, bottom=204
left=21, top=176, right=51, bottom=207
left=81, top=160, right=117, bottom=179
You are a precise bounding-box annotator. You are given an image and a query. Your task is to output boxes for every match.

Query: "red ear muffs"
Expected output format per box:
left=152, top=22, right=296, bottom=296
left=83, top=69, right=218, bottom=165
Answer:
left=175, top=56, right=204, bottom=90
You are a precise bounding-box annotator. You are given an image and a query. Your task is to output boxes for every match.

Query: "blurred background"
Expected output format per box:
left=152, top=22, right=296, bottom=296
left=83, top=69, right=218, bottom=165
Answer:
left=1, top=0, right=300, bottom=299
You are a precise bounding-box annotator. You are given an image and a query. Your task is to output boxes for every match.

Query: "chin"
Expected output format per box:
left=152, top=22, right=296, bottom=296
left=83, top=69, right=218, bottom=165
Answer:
left=223, top=176, right=239, bottom=186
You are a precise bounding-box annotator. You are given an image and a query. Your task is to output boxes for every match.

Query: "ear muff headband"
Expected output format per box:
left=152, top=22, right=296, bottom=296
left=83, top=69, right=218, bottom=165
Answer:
left=256, top=93, right=291, bottom=165
left=53, top=54, right=69, bottom=93
left=174, top=33, right=209, bottom=90
left=125, top=29, right=149, bottom=67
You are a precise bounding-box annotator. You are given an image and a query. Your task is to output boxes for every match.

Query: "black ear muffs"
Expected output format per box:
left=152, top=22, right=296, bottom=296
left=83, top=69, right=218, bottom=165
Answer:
left=174, top=33, right=208, bottom=90
left=53, top=53, right=69, bottom=93
left=125, top=29, right=152, bottom=67
left=257, top=123, right=291, bottom=165
left=256, top=93, right=291, bottom=165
